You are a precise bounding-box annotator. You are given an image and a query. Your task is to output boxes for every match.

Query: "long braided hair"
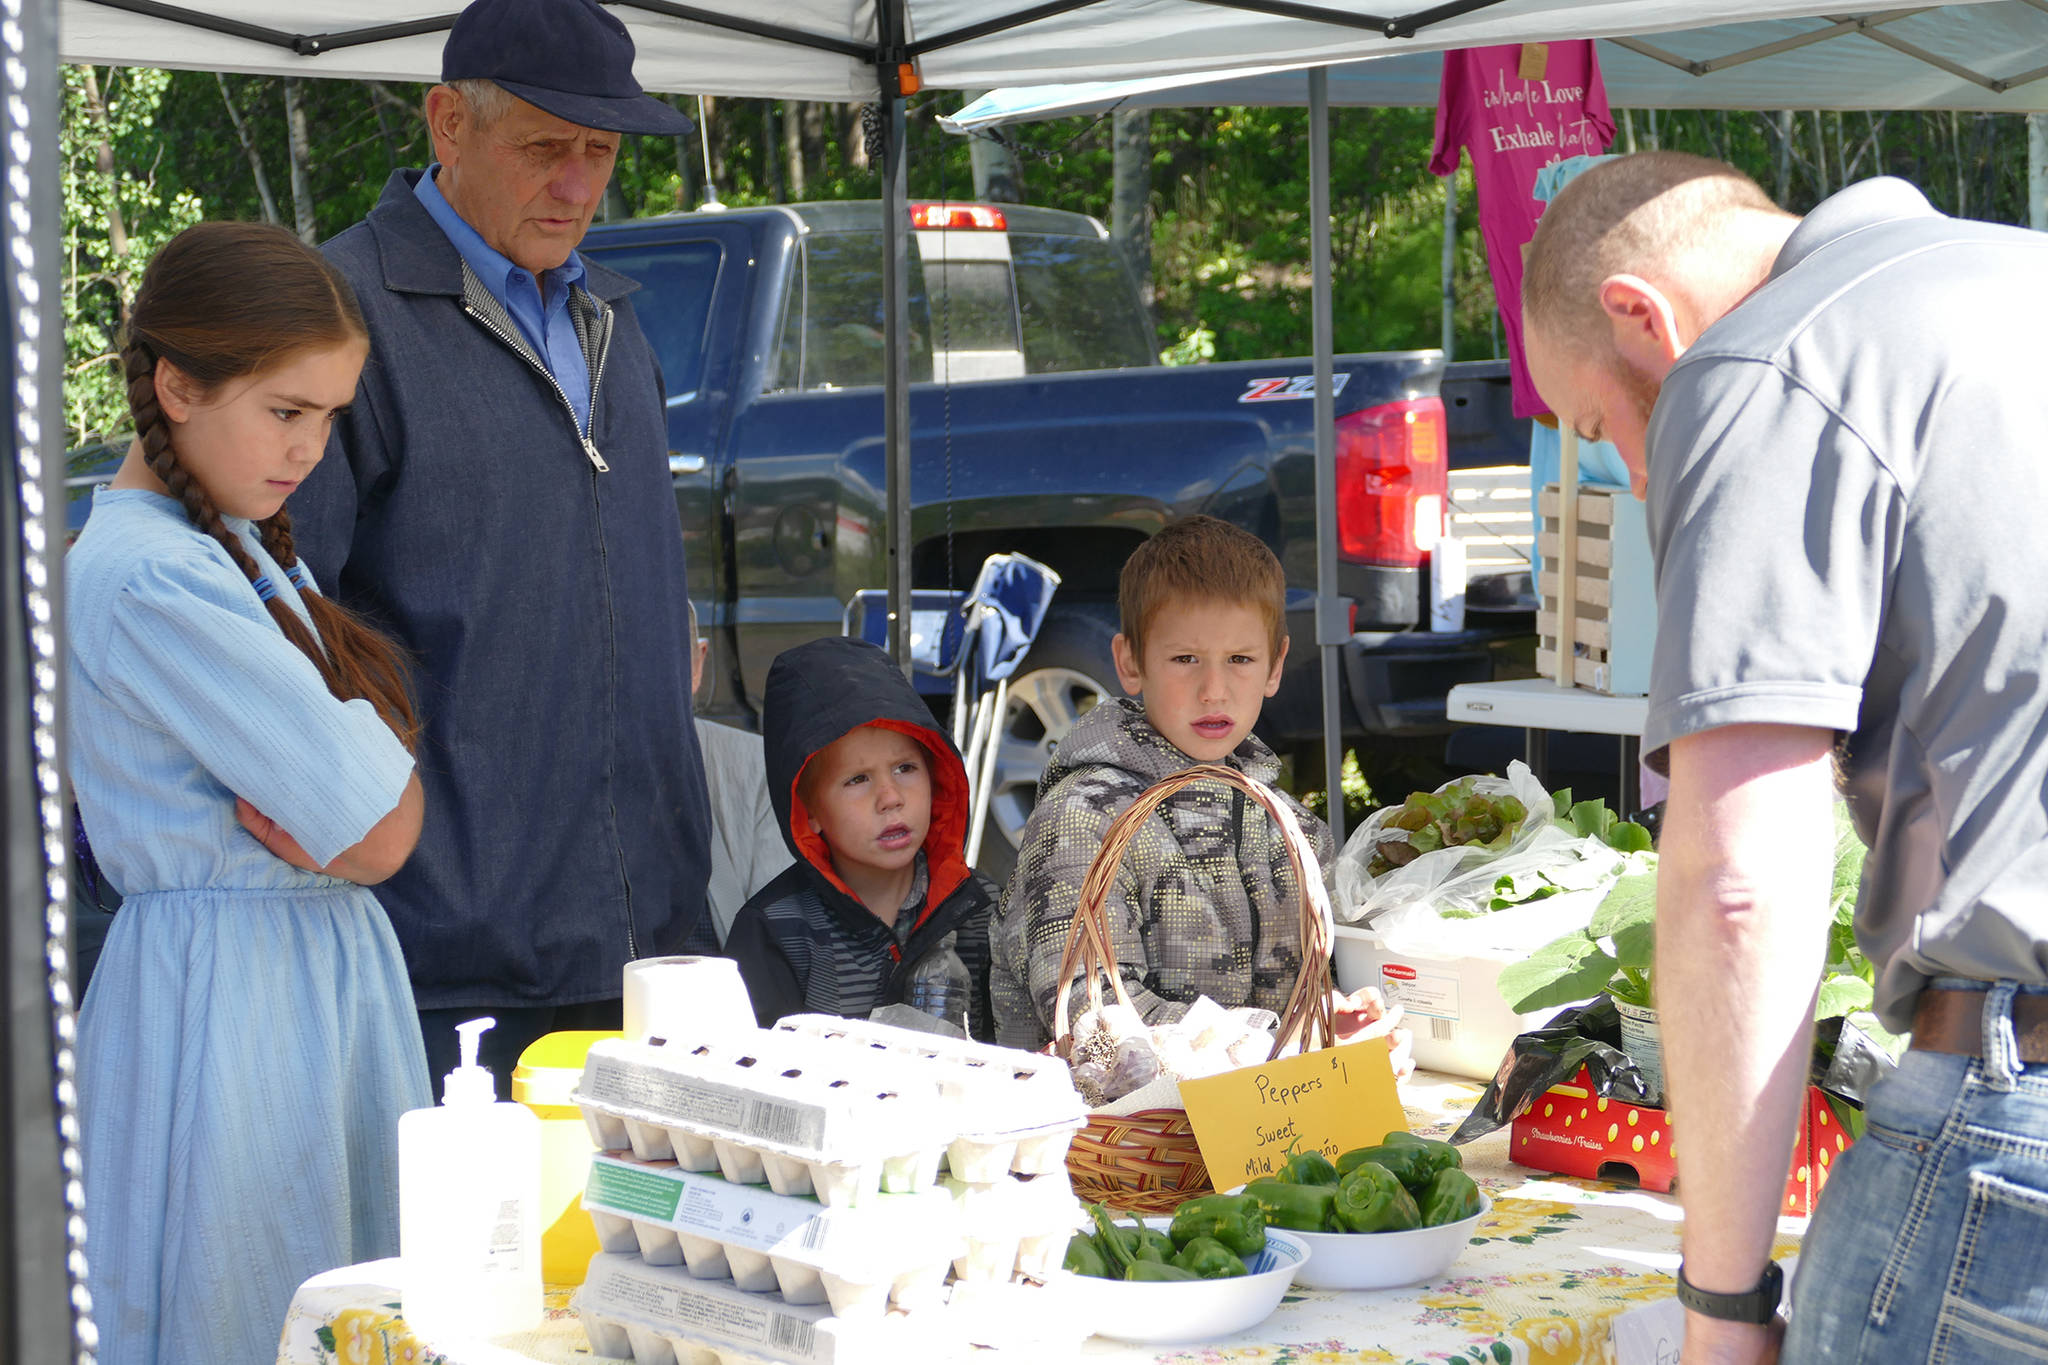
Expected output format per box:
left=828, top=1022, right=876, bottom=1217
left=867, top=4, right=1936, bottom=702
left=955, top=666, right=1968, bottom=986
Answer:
left=121, top=222, right=419, bottom=749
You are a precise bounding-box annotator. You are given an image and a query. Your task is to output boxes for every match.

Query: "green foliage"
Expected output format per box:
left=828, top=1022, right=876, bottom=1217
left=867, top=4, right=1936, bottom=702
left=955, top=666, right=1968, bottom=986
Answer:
left=59, top=72, right=2046, bottom=451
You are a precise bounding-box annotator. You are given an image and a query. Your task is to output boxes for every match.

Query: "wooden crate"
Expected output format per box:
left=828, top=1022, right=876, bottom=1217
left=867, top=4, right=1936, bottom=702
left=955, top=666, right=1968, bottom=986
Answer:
left=1536, top=484, right=1658, bottom=696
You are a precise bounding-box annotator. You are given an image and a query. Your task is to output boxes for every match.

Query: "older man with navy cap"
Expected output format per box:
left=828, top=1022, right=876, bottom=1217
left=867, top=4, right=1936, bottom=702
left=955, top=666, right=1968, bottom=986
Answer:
left=294, top=0, right=713, bottom=1090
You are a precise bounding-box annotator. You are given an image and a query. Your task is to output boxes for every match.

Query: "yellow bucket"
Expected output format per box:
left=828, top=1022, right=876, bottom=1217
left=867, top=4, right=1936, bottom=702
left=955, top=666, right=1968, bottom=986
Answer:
left=513, top=1029, right=621, bottom=1287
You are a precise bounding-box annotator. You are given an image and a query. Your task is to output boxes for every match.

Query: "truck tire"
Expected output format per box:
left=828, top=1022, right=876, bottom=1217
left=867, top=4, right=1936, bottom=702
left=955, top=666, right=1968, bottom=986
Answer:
left=971, top=605, right=1122, bottom=886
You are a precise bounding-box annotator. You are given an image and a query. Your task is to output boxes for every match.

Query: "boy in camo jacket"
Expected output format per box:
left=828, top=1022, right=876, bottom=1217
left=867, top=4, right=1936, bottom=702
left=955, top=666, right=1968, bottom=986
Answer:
left=991, top=516, right=1358, bottom=1051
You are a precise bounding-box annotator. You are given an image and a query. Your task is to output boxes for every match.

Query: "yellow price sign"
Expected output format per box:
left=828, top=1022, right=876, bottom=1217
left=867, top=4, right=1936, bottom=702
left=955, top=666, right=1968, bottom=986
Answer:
left=1178, top=1037, right=1410, bottom=1187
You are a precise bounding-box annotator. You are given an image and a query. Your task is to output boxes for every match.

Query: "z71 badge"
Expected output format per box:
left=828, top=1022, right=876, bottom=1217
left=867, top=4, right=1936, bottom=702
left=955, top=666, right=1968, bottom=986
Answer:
left=1238, top=374, right=1352, bottom=403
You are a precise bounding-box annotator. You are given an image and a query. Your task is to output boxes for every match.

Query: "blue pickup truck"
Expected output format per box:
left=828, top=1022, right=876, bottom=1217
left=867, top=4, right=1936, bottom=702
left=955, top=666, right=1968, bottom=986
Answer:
left=577, top=200, right=1528, bottom=868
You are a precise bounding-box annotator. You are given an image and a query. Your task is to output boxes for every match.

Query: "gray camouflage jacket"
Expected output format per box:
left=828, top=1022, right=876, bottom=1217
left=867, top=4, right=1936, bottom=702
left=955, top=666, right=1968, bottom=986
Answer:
left=989, top=698, right=1333, bottom=1050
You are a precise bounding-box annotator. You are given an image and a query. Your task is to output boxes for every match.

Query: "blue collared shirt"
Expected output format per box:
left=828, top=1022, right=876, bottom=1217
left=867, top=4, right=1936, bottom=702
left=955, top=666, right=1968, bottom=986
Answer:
left=414, top=165, right=592, bottom=428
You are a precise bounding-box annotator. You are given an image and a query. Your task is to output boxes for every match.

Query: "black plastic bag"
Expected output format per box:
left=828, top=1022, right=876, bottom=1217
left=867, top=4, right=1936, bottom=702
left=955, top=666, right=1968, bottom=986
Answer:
left=1448, top=997, right=1653, bottom=1146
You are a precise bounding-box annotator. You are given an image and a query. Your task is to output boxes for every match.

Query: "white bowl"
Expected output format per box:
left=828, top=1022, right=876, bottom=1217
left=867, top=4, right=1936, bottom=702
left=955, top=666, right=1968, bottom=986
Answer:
left=1070, top=1221, right=1310, bottom=1345
left=1284, top=1194, right=1492, bottom=1290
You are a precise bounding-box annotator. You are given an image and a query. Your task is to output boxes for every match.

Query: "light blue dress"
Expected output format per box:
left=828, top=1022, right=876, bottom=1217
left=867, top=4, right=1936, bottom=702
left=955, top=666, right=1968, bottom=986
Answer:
left=68, top=489, right=432, bottom=1365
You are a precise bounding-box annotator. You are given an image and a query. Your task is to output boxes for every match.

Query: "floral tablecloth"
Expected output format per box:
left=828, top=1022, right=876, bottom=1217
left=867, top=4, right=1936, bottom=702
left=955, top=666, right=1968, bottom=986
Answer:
left=279, top=1071, right=1805, bottom=1365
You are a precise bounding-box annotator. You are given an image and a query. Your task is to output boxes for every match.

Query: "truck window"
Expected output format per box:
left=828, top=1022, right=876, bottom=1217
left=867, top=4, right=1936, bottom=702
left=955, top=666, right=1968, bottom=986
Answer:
left=1011, top=233, right=1157, bottom=372
left=798, top=232, right=933, bottom=390
left=582, top=239, right=723, bottom=402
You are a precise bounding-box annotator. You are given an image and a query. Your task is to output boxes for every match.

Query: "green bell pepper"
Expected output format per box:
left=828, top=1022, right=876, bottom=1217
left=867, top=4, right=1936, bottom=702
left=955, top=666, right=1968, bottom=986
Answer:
left=1063, top=1232, right=1112, bottom=1278
left=1379, top=1132, right=1463, bottom=1188
left=1332, top=1160, right=1422, bottom=1233
left=1277, top=1151, right=1340, bottom=1187
left=1089, top=1204, right=1204, bottom=1281
left=1244, top=1179, right=1338, bottom=1233
left=1334, top=1141, right=1433, bottom=1190
left=1418, top=1168, right=1485, bottom=1227
left=1170, top=1235, right=1248, bottom=1279
left=1380, top=1131, right=1428, bottom=1148
left=1166, top=1193, right=1268, bottom=1258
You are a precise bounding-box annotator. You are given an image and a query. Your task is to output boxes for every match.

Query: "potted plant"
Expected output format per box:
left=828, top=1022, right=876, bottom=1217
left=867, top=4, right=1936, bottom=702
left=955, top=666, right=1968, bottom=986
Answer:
left=1498, top=807, right=1878, bottom=1106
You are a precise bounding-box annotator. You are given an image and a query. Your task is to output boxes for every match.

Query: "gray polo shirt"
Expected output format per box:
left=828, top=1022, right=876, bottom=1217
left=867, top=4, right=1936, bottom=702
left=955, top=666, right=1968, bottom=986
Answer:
left=1642, top=177, right=2048, bottom=1030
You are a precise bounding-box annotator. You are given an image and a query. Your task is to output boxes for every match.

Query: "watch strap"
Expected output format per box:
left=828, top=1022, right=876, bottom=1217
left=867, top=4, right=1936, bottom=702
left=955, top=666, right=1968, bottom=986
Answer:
left=1675, top=1260, right=1784, bottom=1324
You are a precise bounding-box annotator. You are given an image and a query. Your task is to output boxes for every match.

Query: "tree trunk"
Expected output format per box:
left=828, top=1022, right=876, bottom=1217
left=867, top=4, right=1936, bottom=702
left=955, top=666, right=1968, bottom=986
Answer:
left=1809, top=109, right=1828, bottom=200
left=1774, top=110, right=1793, bottom=202
left=703, top=96, right=729, bottom=191
left=671, top=96, right=697, bottom=210
left=284, top=77, right=317, bottom=243
left=838, top=102, right=870, bottom=173
left=1644, top=109, right=1660, bottom=151
left=762, top=101, right=786, bottom=201
left=802, top=101, right=827, bottom=181
left=783, top=100, right=806, bottom=200
left=1619, top=107, right=1637, bottom=155
left=1111, top=109, right=1153, bottom=305
left=80, top=67, right=132, bottom=284
left=216, top=74, right=281, bottom=225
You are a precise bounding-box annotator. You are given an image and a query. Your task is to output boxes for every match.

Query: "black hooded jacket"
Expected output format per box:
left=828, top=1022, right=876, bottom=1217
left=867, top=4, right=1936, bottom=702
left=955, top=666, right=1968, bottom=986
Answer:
left=723, top=636, right=996, bottom=1039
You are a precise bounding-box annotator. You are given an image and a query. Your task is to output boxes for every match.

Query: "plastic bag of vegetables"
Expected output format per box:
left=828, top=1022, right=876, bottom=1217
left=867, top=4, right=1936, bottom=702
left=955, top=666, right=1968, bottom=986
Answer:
left=1333, top=762, right=1647, bottom=929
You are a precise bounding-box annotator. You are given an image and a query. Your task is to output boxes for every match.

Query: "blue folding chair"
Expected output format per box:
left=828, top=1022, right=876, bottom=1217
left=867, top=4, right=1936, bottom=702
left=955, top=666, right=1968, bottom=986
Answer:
left=843, top=552, right=1061, bottom=864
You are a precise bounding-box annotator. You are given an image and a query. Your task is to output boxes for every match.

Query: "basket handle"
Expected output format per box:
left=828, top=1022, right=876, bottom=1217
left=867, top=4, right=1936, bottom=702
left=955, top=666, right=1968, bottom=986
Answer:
left=1050, top=764, right=1336, bottom=1061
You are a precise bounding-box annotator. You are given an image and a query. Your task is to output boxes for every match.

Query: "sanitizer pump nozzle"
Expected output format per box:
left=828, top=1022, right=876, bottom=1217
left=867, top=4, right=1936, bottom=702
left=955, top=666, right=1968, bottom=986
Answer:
left=444, top=1016, right=498, bottom=1105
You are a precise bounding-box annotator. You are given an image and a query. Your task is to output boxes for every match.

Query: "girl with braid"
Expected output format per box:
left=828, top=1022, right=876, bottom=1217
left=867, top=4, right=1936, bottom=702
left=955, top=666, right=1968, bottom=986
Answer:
left=67, top=222, right=431, bottom=1365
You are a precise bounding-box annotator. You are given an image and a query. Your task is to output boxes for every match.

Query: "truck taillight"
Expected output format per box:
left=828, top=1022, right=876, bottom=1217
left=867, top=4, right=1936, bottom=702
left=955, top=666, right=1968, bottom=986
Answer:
left=1335, top=398, right=1448, bottom=568
left=910, top=202, right=1007, bottom=231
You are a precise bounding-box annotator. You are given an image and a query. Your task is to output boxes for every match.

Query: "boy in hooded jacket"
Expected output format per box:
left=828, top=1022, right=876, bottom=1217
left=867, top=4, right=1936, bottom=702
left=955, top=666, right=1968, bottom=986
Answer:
left=725, top=636, right=997, bottom=1040
left=991, top=516, right=1404, bottom=1055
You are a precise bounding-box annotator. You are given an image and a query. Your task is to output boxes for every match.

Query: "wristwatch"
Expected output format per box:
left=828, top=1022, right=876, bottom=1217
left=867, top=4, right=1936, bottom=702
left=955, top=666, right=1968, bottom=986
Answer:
left=1675, top=1261, right=1784, bottom=1324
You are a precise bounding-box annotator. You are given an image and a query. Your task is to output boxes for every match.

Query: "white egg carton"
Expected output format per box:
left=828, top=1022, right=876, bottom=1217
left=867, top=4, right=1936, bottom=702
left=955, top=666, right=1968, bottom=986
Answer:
left=577, top=1252, right=958, bottom=1365
left=576, top=1035, right=949, bottom=1205
left=943, top=1115, right=1087, bottom=1182
left=772, top=1014, right=1086, bottom=1136
left=939, top=1172, right=1086, bottom=1284
left=941, top=1274, right=1098, bottom=1358
left=583, top=1154, right=961, bottom=1317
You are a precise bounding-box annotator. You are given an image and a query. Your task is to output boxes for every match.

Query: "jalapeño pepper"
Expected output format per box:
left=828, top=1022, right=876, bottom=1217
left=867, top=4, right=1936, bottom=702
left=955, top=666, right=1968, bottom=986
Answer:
left=1125, top=1211, right=1175, bottom=1264
left=1334, top=1141, right=1433, bottom=1190
left=1089, top=1204, right=1203, bottom=1281
left=1244, top=1179, right=1338, bottom=1233
left=1277, top=1151, right=1341, bottom=1187
left=1063, top=1232, right=1111, bottom=1278
left=1418, top=1168, right=1485, bottom=1227
left=1167, top=1193, right=1268, bottom=1258
left=1170, top=1234, right=1248, bottom=1279
left=1332, top=1160, right=1422, bottom=1233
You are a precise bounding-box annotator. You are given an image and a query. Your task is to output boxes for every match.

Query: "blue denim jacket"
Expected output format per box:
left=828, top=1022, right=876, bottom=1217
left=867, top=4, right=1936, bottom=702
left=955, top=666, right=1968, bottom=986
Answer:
left=295, top=169, right=711, bottom=1010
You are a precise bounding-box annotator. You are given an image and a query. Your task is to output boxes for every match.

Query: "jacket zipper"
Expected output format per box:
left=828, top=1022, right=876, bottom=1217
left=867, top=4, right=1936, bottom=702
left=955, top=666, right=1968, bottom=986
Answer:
left=462, top=293, right=638, bottom=958
left=462, top=297, right=613, bottom=472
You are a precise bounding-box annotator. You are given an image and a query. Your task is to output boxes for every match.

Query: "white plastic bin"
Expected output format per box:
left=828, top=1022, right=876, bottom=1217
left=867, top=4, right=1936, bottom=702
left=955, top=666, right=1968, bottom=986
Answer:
left=1332, top=924, right=1557, bottom=1081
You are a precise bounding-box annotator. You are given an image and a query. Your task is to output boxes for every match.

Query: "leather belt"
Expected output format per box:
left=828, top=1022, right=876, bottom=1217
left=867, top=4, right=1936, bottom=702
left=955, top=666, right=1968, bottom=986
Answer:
left=1910, top=988, right=2048, bottom=1064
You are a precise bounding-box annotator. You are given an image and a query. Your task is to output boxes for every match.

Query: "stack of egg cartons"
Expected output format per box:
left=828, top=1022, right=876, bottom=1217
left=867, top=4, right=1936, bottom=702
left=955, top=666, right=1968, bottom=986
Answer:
left=570, top=1016, right=1089, bottom=1364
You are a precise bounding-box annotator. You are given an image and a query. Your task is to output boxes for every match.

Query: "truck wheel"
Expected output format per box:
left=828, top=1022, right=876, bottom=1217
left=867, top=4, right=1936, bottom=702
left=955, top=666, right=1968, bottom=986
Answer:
left=971, top=606, right=1122, bottom=885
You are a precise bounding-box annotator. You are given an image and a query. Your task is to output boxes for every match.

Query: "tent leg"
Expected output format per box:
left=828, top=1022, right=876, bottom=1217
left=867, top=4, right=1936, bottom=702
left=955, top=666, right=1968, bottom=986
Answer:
left=966, top=679, right=1008, bottom=867
left=877, top=30, right=913, bottom=675
left=1309, top=68, right=1346, bottom=853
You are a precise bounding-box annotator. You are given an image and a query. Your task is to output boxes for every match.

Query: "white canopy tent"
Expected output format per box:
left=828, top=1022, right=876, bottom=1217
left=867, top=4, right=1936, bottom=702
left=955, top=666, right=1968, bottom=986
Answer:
left=59, top=0, right=2014, bottom=101
left=946, top=3, right=2048, bottom=127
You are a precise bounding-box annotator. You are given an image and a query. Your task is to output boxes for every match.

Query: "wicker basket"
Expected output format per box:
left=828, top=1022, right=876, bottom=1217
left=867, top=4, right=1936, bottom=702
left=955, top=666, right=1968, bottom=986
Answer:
left=1053, top=763, right=1337, bottom=1213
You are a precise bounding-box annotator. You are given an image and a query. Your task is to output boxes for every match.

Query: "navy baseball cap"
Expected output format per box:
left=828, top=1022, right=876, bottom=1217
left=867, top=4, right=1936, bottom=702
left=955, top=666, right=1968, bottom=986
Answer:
left=442, top=0, right=692, bottom=136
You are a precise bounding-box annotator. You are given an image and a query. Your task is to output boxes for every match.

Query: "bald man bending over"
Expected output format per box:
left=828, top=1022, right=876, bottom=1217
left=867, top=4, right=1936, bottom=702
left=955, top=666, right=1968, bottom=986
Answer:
left=1524, top=152, right=2048, bottom=1365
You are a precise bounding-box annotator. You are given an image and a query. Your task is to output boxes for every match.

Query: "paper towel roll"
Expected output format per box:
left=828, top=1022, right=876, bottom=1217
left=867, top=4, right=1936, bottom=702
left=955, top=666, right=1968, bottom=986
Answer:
left=622, top=956, right=756, bottom=1043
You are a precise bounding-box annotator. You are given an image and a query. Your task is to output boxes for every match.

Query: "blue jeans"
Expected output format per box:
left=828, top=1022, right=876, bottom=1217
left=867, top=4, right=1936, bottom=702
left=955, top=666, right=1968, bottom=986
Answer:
left=1784, top=981, right=2048, bottom=1362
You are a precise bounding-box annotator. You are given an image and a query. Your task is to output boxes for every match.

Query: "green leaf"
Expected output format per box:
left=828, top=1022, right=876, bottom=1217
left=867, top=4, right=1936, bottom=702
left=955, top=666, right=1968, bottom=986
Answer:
left=315, top=1327, right=336, bottom=1353
left=1498, top=932, right=1618, bottom=1012
left=1814, top=974, right=1875, bottom=1021
left=1493, top=1344, right=1515, bottom=1364
left=1589, top=871, right=1659, bottom=940
left=1604, top=820, right=1654, bottom=853
left=1569, top=797, right=1612, bottom=840
left=1552, top=788, right=1575, bottom=820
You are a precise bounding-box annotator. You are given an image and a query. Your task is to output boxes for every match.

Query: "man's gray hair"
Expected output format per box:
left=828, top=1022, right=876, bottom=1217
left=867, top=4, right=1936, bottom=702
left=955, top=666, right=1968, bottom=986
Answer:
left=446, top=77, right=514, bottom=130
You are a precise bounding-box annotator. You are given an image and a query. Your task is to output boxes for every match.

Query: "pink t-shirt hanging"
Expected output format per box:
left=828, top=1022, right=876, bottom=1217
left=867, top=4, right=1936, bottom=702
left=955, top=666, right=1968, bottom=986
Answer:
left=1432, top=43, right=1614, bottom=418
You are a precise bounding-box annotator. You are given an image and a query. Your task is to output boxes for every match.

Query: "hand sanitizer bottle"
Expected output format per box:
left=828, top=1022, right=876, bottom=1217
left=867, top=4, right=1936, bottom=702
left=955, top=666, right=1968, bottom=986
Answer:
left=398, top=1016, right=543, bottom=1343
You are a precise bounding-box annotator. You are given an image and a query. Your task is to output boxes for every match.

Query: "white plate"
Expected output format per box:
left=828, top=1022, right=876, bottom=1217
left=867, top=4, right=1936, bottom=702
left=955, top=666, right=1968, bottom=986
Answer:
left=1071, top=1220, right=1311, bottom=1345
left=1284, top=1194, right=1492, bottom=1290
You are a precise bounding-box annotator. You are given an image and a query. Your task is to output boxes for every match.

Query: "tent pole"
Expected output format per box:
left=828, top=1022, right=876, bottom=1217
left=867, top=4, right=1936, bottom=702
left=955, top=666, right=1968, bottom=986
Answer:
left=878, top=1, right=914, bottom=674
left=4, top=0, right=81, bottom=1358
left=1309, top=67, right=1344, bottom=851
